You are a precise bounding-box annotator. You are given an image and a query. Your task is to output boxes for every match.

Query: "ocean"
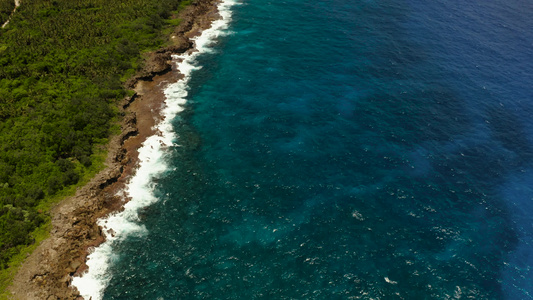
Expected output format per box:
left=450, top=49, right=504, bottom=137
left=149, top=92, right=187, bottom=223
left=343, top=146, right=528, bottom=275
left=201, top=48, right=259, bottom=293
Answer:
left=72, top=0, right=533, bottom=298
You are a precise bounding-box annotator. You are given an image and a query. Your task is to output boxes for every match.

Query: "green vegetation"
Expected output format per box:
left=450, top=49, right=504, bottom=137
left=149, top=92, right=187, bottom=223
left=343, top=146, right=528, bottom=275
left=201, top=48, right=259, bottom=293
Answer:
left=0, top=146, right=107, bottom=296
left=0, top=0, right=15, bottom=25
left=0, top=0, right=188, bottom=285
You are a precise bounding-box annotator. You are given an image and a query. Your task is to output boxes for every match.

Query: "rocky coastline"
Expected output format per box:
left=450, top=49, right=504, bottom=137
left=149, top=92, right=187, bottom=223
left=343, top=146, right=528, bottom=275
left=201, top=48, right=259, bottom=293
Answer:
left=8, top=0, right=220, bottom=299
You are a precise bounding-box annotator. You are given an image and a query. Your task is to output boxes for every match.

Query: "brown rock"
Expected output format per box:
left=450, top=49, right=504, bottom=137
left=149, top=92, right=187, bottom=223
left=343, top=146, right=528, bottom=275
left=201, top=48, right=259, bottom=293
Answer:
left=65, top=260, right=82, bottom=274
left=144, top=52, right=172, bottom=75
left=60, top=274, right=71, bottom=283
left=164, top=36, right=192, bottom=53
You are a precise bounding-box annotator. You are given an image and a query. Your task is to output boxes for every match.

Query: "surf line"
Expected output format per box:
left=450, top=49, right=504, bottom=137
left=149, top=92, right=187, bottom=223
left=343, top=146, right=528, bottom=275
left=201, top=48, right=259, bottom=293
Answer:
left=71, top=1, right=237, bottom=299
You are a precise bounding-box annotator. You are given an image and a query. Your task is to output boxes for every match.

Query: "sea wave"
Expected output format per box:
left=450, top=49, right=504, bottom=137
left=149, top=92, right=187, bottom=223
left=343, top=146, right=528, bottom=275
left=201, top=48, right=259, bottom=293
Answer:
left=71, top=1, right=237, bottom=299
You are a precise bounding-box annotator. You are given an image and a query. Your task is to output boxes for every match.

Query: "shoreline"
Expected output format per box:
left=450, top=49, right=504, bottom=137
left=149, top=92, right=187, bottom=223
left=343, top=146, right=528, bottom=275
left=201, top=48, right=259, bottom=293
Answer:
left=8, top=0, right=221, bottom=298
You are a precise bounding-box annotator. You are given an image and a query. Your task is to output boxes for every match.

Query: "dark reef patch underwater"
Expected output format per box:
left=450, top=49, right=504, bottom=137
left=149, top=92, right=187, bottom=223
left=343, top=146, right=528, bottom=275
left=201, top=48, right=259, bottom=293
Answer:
left=85, top=0, right=533, bottom=298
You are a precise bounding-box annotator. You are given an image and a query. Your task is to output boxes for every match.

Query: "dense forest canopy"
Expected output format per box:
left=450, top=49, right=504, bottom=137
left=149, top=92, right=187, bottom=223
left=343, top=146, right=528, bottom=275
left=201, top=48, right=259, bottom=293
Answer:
left=0, top=0, right=15, bottom=25
left=0, top=0, right=185, bottom=269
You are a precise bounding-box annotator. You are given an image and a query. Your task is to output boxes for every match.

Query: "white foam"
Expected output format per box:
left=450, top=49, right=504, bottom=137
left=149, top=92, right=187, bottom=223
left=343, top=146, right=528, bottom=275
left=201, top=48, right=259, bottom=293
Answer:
left=71, top=1, right=237, bottom=299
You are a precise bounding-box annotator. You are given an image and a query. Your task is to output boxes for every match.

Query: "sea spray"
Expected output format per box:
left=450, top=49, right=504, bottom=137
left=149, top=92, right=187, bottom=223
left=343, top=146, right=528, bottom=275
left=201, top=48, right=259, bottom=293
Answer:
left=71, top=1, right=237, bottom=299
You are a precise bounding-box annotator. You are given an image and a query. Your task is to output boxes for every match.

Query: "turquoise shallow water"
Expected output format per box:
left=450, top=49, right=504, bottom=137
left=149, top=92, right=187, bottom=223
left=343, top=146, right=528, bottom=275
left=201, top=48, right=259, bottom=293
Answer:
left=102, top=0, right=533, bottom=298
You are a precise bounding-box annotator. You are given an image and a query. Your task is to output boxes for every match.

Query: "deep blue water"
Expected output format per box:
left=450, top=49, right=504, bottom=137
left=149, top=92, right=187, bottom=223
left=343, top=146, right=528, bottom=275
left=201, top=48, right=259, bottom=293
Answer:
left=103, top=0, right=533, bottom=298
